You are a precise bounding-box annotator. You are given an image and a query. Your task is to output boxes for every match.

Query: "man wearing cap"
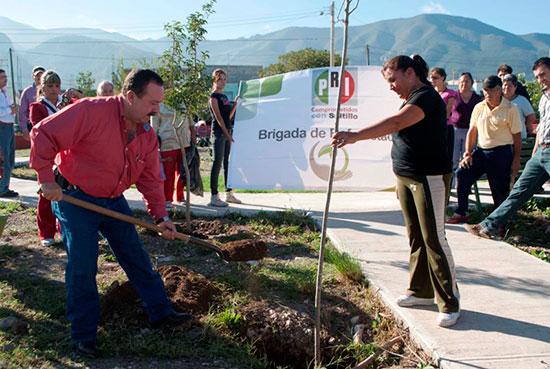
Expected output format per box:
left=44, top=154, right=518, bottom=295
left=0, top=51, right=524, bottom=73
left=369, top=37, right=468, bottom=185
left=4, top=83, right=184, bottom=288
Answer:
left=19, top=66, right=45, bottom=140
left=446, top=75, right=522, bottom=223
left=466, top=57, right=550, bottom=238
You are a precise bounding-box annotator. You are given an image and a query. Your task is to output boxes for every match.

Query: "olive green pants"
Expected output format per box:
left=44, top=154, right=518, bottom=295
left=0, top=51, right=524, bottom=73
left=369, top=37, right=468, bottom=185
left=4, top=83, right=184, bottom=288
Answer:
left=396, top=173, right=460, bottom=313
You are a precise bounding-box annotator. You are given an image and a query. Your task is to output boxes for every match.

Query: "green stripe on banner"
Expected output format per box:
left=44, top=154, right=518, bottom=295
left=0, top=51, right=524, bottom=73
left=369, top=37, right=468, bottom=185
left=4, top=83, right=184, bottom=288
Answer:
left=260, top=75, right=283, bottom=97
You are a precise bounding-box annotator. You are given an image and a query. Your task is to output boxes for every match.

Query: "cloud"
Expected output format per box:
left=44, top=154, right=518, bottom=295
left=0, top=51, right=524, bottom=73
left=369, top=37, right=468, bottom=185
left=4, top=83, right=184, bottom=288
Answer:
left=420, top=2, right=451, bottom=14
left=263, top=24, right=273, bottom=32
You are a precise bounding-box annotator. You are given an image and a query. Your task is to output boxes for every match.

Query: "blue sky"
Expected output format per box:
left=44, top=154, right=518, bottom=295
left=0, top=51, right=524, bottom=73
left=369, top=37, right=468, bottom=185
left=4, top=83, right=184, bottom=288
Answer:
left=2, top=0, right=548, bottom=40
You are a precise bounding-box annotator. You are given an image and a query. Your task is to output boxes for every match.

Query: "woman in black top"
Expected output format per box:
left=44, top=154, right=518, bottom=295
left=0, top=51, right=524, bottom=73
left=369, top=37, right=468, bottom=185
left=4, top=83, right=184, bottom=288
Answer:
left=208, top=69, right=240, bottom=207
left=332, top=54, right=460, bottom=327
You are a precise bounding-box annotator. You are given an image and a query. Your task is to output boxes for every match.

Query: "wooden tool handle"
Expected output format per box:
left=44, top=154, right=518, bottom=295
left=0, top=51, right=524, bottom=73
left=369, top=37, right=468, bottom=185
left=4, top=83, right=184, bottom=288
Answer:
left=62, top=194, right=226, bottom=259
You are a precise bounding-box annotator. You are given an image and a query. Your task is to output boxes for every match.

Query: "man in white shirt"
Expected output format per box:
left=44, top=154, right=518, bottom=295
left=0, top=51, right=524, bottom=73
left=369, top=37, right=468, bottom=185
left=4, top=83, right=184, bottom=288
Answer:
left=0, top=69, right=18, bottom=197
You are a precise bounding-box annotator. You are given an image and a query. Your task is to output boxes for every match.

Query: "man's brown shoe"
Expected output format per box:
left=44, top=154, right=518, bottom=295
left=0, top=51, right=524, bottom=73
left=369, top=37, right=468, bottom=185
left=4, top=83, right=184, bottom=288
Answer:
left=464, top=224, right=491, bottom=239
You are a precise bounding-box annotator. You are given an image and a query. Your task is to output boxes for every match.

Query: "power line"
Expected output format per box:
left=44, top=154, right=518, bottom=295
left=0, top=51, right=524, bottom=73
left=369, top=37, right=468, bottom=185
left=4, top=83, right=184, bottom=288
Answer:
left=0, top=9, right=325, bottom=39
left=16, top=50, right=153, bottom=61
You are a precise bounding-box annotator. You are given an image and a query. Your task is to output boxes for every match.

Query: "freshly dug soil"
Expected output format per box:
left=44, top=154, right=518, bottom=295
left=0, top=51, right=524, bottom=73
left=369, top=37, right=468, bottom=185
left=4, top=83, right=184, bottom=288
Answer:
left=237, top=301, right=314, bottom=368
left=174, top=219, right=230, bottom=239
left=100, top=265, right=219, bottom=329
left=158, top=265, right=219, bottom=313
left=219, top=240, right=268, bottom=262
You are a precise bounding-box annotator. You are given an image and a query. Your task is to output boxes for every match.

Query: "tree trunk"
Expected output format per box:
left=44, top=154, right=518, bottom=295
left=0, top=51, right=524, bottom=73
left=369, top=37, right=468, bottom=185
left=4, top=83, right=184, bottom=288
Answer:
left=314, top=0, right=354, bottom=366
left=171, top=114, right=192, bottom=232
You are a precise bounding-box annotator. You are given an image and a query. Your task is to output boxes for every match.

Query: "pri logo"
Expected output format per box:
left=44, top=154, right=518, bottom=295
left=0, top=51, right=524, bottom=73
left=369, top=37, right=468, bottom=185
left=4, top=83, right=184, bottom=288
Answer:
left=309, top=142, right=353, bottom=181
left=312, top=68, right=357, bottom=105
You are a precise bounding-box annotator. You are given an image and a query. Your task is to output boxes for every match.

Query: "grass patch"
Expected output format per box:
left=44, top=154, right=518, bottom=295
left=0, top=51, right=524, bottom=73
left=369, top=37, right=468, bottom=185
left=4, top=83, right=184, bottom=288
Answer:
left=0, top=198, right=431, bottom=368
left=10, top=165, right=37, bottom=181
left=0, top=201, right=26, bottom=216
left=0, top=245, right=22, bottom=259
left=257, top=261, right=318, bottom=298
left=325, top=245, right=364, bottom=283
left=15, top=149, right=30, bottom=158
left=530, top=249, right=550, bottom=262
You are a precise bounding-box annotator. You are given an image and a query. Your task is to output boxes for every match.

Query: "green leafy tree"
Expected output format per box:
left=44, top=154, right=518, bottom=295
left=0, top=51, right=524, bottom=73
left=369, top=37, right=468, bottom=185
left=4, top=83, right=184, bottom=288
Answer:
left=157, top=0, right=216, bottom=229
left=260, top=48, right=343, bottom=77
left=525, top=80, right=543, bottom=118
left=111, top=57, right=128, bottom=93
left=75, top=71, right=96, bottom=97
left=518, top=73, right=542, bottom=118
left=157, top=0, right=215, bottom=118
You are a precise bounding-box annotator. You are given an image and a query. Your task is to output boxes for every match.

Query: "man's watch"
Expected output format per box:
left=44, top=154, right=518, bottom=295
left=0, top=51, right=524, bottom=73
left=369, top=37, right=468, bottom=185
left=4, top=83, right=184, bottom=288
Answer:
left=156, top=215, right=170, bottom=225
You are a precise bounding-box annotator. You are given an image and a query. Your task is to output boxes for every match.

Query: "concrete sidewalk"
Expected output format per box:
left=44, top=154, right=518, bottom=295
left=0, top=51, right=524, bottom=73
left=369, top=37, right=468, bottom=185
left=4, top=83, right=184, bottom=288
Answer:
left=4, top=177, right=550, bottom=368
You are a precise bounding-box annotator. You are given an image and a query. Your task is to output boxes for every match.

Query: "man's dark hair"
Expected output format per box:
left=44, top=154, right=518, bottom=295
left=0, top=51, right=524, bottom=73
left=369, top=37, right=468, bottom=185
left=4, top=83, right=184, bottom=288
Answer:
left=532, top=57, right=550, bottom=71
left=482, top=75, right=502, bottom=89
left=122, top=69, right=163, bottom=97
left=0, top=69, right=5, bottom=74
left=497, top=64, right=513, bottom=74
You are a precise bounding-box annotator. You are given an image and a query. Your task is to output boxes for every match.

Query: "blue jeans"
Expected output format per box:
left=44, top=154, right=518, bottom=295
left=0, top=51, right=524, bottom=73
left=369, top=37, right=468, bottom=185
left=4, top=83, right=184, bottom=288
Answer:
left=52, top=189, right=173, bottom=343
left=481, top=147, right=550, bottom=233
left=455, top=145, right=513, bottom=216
left=210, top=129, right=232, bottom=195
left=0, top=125, right=15, bottom=194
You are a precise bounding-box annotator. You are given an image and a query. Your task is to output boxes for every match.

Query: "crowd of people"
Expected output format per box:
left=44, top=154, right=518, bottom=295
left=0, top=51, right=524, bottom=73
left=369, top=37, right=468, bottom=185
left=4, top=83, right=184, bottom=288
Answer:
left=332, top=55, right=550, bottom=329
left=0, top=65, right=244, bottom=357
left=0, top=55, right=548, bottom=354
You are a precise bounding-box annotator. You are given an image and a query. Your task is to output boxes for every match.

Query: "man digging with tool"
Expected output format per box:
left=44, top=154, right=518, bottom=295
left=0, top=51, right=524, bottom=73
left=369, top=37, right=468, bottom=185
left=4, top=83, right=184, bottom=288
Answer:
left=30, top=69, right=192, bottom=358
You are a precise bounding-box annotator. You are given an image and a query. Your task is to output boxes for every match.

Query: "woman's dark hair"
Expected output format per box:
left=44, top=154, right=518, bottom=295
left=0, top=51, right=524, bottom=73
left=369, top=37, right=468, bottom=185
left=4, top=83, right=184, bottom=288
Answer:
left=382, top=54, right=429, bottom=85
left=459, top=72, right=473, bottom=82
left=430, top=67, right=447, bottom=80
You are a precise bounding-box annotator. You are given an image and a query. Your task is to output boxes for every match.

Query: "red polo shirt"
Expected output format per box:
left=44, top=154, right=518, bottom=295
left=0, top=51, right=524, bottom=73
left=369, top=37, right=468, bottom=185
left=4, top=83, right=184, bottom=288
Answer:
left=30, top=95, right=168, bottom=221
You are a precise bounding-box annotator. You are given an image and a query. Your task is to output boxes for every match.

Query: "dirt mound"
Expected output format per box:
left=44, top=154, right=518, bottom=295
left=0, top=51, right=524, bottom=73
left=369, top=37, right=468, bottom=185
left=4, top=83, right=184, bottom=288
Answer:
left=100, top=280, right=147, bottom=329
left=158, top=265, right=219, bottom=313
left=237, top=301, right=314, bottom=368
left=220, top=240, right=268, bottom=262
left=100, top=265, right=219, bottom=329
left=173, top=219, right=229, bottom=239
left=192, top=219, right=228, bottom=236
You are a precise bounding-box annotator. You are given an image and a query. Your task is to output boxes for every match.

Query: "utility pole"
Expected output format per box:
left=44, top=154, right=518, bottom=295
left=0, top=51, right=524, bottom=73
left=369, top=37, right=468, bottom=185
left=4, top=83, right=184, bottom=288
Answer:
left=8, top=48, right=17, bottom=104
left=330, top=1, right=335, bottom=67
left=366, top=44, right=370, bottom=65
left=17, top=56, right=22, bottom=92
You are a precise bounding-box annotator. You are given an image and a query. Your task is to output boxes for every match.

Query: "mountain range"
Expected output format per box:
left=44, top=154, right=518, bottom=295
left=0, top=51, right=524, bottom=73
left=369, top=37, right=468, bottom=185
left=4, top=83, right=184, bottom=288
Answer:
left=1, top=14, right=549, bottom=91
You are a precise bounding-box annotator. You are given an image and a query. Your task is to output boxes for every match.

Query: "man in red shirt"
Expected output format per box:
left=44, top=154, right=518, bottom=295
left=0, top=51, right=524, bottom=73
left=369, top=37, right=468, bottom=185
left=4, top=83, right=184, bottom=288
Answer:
left=30, top=69, right=190, bottom=358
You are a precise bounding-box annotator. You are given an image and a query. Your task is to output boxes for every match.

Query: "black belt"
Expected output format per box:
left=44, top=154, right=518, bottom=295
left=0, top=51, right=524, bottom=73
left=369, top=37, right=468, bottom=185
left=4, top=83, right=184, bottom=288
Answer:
left=540, top=143, right=550, bottom=148
left=54, top=168, right=79, bottom=191
left=0, top=122, right=14, bottom=126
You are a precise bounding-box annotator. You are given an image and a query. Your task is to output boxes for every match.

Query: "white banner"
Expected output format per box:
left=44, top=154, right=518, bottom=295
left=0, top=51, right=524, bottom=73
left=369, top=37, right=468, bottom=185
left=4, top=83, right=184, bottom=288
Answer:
left=228, top=66, right=402, bottom=191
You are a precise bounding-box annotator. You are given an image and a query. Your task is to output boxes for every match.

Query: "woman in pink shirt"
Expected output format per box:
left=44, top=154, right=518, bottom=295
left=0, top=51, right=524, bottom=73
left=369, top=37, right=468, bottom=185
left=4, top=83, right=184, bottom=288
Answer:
left=430, top=67, right=456, bottom=162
